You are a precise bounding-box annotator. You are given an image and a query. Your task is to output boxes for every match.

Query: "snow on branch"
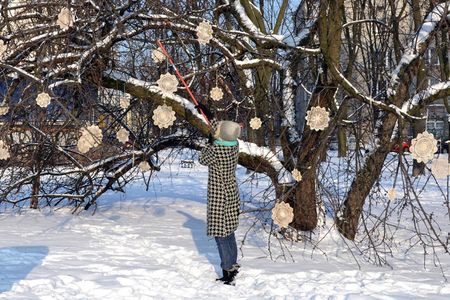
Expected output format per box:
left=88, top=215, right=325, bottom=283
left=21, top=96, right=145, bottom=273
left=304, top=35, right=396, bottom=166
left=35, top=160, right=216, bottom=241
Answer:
left=388, top=2, right=450, bottom=97
left=405, top=81, right=450, bottom=113
left=281, top=68, right=300, bottom=143
left=239, top=141, right=294, bottom=184
left=235, top=58, right=282, bottom=70
left=228, top=0, right=320, bottom=54
left=327, top=62, right=422, bottom=121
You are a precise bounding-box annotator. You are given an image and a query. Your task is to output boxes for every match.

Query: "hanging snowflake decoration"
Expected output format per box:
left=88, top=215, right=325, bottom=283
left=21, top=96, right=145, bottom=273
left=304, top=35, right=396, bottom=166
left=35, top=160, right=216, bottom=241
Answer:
left=139, top=161, right=151, bottom=172
left=196, top=21, right=213, bottom=44
left=151, top=48, right=166, bottom=63
left=387, top=188, right=396, bottom=200
left=292, top=168, right=302, bottom=182
left=36, top=92, right=51, bottom=108
left=249, top=117, right=262, bottom=130
left=0, top=140, right=10, bottom=160
left=210, top=86, right=223, bottom=101
left=116, top=128, right=129, bottom=144
left=0, top=40, right=7, bottom=59
left=431, top=157, right=449, bottom=179
left=272, top=202, right=294, bottom=228
left=305, top=106, right=330, bottom=131
left=57, top=7, right=74, bottom=30
left=77, top=125, right=103, bottom=153
left=409, top=131, right=438, bottom=163
left=157, top=73, right=178, bottom=96
left=152, top=104, right=176, bottom=129
left=119, top=95, right=130, bottom=109
left=0, top=106, right=8, bottom=115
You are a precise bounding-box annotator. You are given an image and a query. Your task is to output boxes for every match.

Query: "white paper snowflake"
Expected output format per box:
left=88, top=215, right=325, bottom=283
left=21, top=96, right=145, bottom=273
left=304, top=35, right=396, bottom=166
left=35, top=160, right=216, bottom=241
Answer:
left=139, top=161, right=151, bottom=172
left=119, top=95, right=130, bottom=109
left=272, top=202, right=294, bottom=228
left=387, top=188, right=396, bottom=200
left=152, top=48, right=166, bottom=63
left=0, top=40, right=7, bottom=59
left=431, top=157, right=449, bottom=179
left=36, top=92, right=51, bottom=108
left=196, top=21, right=213, bottom=44
left=116, top=128, right=129, bottom=144
left=0, top=140, right=10, bottom=160
left=292, top=168, right=302, bottom=182
left=409, top=131, right=438, bottom=163
left=210, top=86, right=223, bottom=101
left=77, top=125, right=103, bottom=153
left=157, top=73, right=178, bottom=96
left=305, top=106, right=330, bottom=131
left=0, top=106, right=8, bottom=115
left=249, top=117, right=262, bottom=130
left=57, top=7, right=74, bottom=30
left=152, top=104, right=176, bottom=129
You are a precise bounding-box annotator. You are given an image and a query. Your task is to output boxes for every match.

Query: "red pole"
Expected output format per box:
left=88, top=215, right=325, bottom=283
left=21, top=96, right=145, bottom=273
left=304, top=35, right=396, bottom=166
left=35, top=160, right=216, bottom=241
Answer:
left=156, top=39, right=211, bottom=126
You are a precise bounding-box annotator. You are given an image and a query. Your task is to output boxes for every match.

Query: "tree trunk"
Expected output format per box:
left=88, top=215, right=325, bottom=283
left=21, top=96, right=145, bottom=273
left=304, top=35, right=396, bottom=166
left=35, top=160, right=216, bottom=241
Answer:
left=30, top=175, right=40, bottom=209
left=337, top=112, right=397, bottom=240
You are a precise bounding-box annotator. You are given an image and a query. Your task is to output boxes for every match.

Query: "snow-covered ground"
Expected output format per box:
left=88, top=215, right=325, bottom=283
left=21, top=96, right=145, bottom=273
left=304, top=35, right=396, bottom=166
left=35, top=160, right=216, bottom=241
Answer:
left=1, top=152, right=450, bottom=299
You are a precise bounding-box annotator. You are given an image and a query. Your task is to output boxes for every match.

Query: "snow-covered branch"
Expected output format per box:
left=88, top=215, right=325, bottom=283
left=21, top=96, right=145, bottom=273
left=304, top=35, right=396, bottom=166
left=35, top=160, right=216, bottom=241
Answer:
left=388, top=2, right=450, bottom=97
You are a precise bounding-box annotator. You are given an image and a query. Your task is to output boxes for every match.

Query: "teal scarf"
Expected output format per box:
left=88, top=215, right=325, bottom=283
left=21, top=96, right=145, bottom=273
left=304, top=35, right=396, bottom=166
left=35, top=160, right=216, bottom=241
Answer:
left=214, top=139, right=238, bottom=147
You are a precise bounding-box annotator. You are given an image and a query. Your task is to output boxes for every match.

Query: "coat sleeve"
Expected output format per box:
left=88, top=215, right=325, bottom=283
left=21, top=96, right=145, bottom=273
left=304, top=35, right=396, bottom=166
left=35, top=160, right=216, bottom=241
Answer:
left=199, top=144, right=215, bottom=166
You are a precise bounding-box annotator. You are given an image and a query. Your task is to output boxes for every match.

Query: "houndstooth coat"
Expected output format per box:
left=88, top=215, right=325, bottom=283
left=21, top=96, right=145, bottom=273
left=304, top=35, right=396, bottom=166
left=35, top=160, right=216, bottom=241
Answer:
left=199, top=142, right=240, bottom=237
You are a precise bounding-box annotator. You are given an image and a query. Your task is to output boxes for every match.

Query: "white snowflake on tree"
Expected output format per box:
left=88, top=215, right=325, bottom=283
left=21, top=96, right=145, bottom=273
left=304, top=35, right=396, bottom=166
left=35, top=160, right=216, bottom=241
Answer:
left=57, top=8, right=74, bottom=30
left=36, top=92, right=51, bottom=108
left=249, top=117, right=262, bottom=130
left=0, top=106, right=9, bottom=115
left=387, top=188, right=396, bottom=200
left=305, top=106, right=330, bottom=131
left=152, top=104, right=176, bottom=129
left=157, top=73, right=178, bottom=96
left=271, top=202, right=294, bottom=228
left=409, top=131, right=438, bottom=163
left=77, top=125, right=103, bottom=153
left=116, top=128, right=129, bottom=144
left=210, top=86, right=223, bottom=101
left=139, top=161, right=151, bottom=172
left=0, top=140, right=10, bottom=160
left=119, top=95, right=130, bottom=109
left=292, top=168, right=302, bottom=182
left=431, top=157, right=449, bottom=179
left=196, top=21, right=213, bottom=44
left=151, top=48, right=166, bottom=63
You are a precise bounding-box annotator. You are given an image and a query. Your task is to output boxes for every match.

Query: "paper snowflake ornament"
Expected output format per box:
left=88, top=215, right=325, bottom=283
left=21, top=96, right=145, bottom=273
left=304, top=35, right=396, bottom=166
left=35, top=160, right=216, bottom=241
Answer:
left=36, top=92, right=51, bottom=108
left=119, top=96, right=130, bottom=109
left=431, top=157, right=449, bottom=179
left=116, top=128, right=129, bottom=144
left=305, top=106, right=330, bottom=131
left=77, top=125, right=103, bottom=153
left=0, top=106, right=8, bottom=115
left=0, top=40, right=6, bottom=59
left=210, top=86, right=223, bottom=101
left=57, top=8, right=74, bottom=30
left=249, top=117, right=262, bottom=130
left=272, top=202, right=294, bottom=228
left=0, top=140, right=10, bottom=160
left=152, top=104, right=176, bottom=129
left=292, top=168, right=302, bottom=182
left=410, top=131, right=438, bottom=163
left=157, top=73, right=178, bottom=96
left=387, top=188, right=396, bottom=200
left=152, top=48, right=166, bottom=63
left=196, top=21, right=213, bottom=44
left=139, top=161, right=151, bottom=172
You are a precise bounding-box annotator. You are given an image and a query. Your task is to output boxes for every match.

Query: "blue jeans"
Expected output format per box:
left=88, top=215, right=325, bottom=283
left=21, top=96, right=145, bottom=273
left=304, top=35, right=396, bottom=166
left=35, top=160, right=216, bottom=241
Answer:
left=214, top=232, right=237, bottom=270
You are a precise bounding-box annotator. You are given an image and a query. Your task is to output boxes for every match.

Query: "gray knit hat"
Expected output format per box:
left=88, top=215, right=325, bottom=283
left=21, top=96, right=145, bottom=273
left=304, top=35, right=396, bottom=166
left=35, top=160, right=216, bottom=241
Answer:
left=216, top=121, right=241, bottom=141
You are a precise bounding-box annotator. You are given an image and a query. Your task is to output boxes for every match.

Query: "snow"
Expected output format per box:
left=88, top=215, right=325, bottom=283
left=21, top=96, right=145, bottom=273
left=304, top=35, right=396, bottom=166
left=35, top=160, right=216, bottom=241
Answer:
left=389, top=3, right=450, bottom=97
left=0, top=152, right=450, bottom=299
left=239, top=141, right=294, bottom=184
left=281, top=68, right=300, bottom=143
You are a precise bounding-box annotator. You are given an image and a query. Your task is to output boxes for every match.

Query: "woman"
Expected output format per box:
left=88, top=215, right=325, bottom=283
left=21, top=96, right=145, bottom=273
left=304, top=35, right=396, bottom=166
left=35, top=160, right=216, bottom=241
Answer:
left=199, top=119, right=241, bottom=285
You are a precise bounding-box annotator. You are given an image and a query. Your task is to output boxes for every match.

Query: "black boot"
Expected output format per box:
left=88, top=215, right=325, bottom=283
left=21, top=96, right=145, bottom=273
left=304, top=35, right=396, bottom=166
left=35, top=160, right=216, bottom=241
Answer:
left=216, top=268, right=238, bottom=285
